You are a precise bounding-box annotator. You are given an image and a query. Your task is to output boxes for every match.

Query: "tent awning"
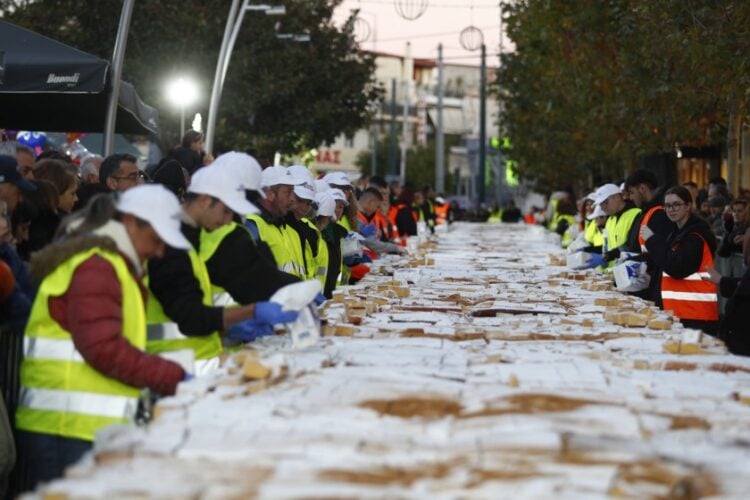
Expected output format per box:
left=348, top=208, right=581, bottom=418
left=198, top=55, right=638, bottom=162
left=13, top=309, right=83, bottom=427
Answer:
left=427, top=107, right=471, bottom=135
left=0, top=20, right=158, bottom=134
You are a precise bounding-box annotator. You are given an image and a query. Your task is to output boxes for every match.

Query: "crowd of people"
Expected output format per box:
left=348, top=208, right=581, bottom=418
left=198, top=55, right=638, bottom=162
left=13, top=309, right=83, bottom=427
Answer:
left=0, top=130, right=457, bottom=494
left=533, top=172, right=750, bottom=357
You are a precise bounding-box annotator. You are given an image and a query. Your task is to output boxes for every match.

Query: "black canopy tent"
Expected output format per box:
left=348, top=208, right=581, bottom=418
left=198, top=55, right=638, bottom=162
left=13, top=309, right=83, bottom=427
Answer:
left=0, top=20, right=158, bottom=135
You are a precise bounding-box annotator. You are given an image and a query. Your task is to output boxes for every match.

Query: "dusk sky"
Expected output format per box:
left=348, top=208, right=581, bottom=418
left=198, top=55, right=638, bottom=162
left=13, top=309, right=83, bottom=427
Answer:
left=332, top=0, right=505, bottom=66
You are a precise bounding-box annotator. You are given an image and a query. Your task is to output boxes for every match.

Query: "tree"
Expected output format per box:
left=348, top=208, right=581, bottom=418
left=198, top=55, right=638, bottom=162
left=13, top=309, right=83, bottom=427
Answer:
left=0, top=0, right=383, bottom=161
left=496, top=0, right=750, bottom=191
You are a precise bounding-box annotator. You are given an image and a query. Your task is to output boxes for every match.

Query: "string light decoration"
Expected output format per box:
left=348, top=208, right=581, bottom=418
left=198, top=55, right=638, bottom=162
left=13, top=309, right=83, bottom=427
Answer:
left=459, top=25, right=484, bottom=51
left=353, top=15, right=372, bottom=43
left=394, top=0, right=429, bottom=21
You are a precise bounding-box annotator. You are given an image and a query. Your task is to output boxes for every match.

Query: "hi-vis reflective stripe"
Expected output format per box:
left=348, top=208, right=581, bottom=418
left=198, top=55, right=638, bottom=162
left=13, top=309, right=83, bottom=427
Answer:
left=281, top=262, right=305, bottom=276
left=20, top=387, right=137, bottom=419
left=661, top=291, right=718, bottom=302
left=316, top=266, right=328, bottom=277
left=24, top=337, right=84, bottom=363
left=147, top=323, right=186, bottom=341
left=212, top=292, right=237, bottom=307
left=662, top=272, right=711, bottom=281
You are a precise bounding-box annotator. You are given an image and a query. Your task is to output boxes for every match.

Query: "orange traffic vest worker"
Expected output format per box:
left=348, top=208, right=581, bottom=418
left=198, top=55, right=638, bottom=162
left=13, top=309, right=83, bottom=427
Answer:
left=642, top=186, right=719, bottom=336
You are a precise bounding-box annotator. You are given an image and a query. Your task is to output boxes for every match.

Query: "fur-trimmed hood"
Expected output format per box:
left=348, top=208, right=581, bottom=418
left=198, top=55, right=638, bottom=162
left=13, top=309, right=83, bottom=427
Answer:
left=30, top=220, right=142, bottom=286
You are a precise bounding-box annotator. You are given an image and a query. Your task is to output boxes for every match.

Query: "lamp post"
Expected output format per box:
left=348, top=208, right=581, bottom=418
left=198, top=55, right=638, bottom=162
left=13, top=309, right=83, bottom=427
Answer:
left=205, top=1, right=286, bottom=155
left=166, top=77, right=198, bottom=138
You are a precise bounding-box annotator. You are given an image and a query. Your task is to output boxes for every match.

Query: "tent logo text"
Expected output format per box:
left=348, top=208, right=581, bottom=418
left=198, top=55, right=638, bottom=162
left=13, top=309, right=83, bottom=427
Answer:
left=47, top=73, right=80, bottom=85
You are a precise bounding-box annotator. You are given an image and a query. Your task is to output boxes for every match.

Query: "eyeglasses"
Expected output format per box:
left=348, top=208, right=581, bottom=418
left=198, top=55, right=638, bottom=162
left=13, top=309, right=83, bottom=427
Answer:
left=112, top=172, right=145, bottom=182
left=664, top=202, right=687, bottom=211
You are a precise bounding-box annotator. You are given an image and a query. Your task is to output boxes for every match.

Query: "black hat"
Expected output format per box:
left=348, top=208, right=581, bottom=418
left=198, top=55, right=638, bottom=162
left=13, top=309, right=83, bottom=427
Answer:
left=151, top=159, right=187, bottom=197
left=0, top=155, right=37, bottom=191
left=709, top=196, right=727, bottom=208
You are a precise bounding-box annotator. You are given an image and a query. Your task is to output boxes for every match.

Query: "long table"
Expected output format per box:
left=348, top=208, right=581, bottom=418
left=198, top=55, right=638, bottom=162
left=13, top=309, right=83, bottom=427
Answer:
left=33, top=223, right=750, bottom=498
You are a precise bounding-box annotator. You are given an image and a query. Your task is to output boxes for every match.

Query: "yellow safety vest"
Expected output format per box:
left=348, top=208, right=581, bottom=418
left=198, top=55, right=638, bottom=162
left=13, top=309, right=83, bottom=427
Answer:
left=553, top=213, right=576, bottom=248
left=283, top=223, right=308, bottom=279
left=301, top=218, right=321, bottom=281
left=305, top=221, right=328, bottom=287
left=487, top=209, right=503, bottom=223
left=199, top=222, right=240, bottom=306
left=584, top=219, right=604, bottom=247
left=247, top=214, right=305, bottom=278
left=16, top=248, right=145, bottom=442
left=604, top=207, right=641, bottom=253
left=145, top=248, right=222, bottom=361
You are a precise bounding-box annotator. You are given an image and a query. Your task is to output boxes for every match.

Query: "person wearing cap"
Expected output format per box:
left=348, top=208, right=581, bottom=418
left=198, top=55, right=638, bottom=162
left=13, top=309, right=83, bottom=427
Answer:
left=624, top=169, right=672, bottom=304
left=323, top=188, right=351, bottom=290
left=146, top=163, right=297, bottom=375
left=323, top=172, right=359, bottom=233
left=588, top=183, right=641, bottom=269
left=14, top=185, right=193, bottom=489
left=0, top=154, right=37, bottom=216
left=246, top=166, right=307, bottom=278
left=285, top=165, right=321, bottom=281
left=311, top=191, right=336, bottom=290
left=197, top=155, right=301, bottom=308
left=583, top=203, right=607, bottom=250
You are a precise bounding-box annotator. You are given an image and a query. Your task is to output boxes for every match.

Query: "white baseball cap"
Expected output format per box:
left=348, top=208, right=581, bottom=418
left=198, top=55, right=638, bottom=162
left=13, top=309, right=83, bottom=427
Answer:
left=586, top=204, right=607, bottom=220
left=188, top=165, right=259, bottom=215
left=584, top=191, right=597, bottom=202
left=117, top=184, right=191, bottom=250
left=287, top=165, right=316, bottom=201
left=329, top=188, right=348, bottom=206
left=260, top=166, right=305, bottom=188
left=212, top=152, right=263, bottom=193
left=314, top=179, right=330, bottom=192
left=315, top=191, right=336, bottom=218
left=593, top=183, right=622, bottom=206
left=322, top=171, right=352, bottom=188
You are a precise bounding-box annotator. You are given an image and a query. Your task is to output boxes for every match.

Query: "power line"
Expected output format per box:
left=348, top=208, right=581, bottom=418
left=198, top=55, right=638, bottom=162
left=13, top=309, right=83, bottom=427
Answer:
left=343, top=0, right=499, bottom=9
left=377, top=24, right=498, bottom=42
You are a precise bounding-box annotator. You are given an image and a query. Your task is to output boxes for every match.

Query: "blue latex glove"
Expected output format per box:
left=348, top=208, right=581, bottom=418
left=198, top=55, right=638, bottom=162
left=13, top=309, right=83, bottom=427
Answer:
left=227, top=319, right=275, bottom=343
left=254, top=301, right=299, bottom=325
left=583, top=252, right=605, bottom=269
left=360, top=253, right=373, bottom=263
left=182, top=372, right=194, bottom=382
left=314, top=292, right=326, bottom=306
left=359, top=222, right=377, bottom=238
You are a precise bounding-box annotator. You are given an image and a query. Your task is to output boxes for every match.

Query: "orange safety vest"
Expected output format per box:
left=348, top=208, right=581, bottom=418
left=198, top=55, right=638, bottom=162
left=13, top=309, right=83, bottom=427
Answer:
left=387, top=204, right=414, bottom=246
left=638, top=205, right=663, bottom=253
left=435, top=203, right=449, bottom=225
left=661, top=233, right=718, bottom=322
left=358, top=211, right=389, bottom=240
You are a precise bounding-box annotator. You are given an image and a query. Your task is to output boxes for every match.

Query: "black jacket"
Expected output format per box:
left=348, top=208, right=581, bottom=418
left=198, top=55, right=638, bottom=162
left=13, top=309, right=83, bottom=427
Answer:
left=718, top=268, right=750, bottom=355
left=146, top=222, right=223, bottom=335
left=395, top=206, right=417, bottom=237
left=645, top=213, right=718, bottom=334
left=322, top=222, right=348, bottom=298
left=632, top=187, right=673, bottom=305
left=717, top=221, right=747, bottom=257
left=201, top=222, right=299, bottom=305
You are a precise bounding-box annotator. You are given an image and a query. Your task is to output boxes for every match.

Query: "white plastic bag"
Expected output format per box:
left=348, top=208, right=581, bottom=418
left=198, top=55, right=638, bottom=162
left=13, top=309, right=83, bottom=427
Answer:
left=613, top=260, right=651, bottom=292
left=341, top=232, right=363, bottom=257
left=269, top=280, right=323, bottom=349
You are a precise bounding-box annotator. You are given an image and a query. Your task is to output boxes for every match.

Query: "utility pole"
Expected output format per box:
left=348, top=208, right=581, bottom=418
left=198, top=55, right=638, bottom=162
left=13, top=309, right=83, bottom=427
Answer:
left=399, top=42, right=411, bottom=185
left=389, top=79, right=398, bottom=177
left=478, top=43, right=487, bottom=206
left=435, top=43, right=445, bottom=194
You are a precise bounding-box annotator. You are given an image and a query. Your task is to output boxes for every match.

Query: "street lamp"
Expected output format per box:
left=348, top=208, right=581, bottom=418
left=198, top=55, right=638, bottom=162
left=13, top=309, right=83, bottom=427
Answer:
left=166, top=76, right=198, bottom=138
left=205, top=1, right=287, bottom=154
